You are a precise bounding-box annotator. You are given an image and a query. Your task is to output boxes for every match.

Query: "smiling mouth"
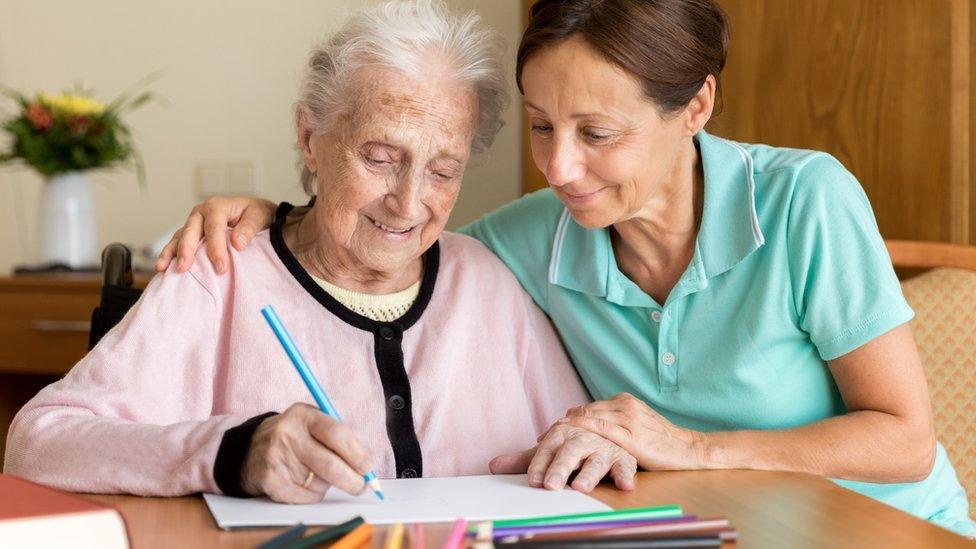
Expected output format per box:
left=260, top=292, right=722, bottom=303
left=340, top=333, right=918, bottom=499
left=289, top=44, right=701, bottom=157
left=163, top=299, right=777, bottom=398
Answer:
left=562, top=188, right=604, bottom=200
left=368, top=216, right=417, bottom=235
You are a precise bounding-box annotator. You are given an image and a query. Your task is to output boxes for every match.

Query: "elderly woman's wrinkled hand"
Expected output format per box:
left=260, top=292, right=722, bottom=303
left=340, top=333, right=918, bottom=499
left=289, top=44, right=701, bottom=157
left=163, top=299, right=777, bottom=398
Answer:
left=241, top=403, right=375, bottom=504
left=155, top=196, right=277, bottom=275
left=561, top=392, right=708, bottom=473
left=490, top=423, right=638, bottom=493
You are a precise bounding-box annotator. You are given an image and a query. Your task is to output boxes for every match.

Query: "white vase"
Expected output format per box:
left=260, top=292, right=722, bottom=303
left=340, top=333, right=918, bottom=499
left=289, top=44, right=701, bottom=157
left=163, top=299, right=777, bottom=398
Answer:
left=38, top=171, right=97, bottom=268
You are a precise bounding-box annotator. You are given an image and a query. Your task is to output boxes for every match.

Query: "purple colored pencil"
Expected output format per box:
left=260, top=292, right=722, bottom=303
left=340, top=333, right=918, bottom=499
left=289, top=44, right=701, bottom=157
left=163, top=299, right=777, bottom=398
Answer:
left=492, top=515, right=699, bottom=539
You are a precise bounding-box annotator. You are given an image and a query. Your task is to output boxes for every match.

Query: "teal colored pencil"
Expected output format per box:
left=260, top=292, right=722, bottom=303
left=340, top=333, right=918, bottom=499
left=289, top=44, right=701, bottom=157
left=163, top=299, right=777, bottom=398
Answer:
left=261, top=305, right=384, bottom=501
left=491, top=505, right=683, bottom=529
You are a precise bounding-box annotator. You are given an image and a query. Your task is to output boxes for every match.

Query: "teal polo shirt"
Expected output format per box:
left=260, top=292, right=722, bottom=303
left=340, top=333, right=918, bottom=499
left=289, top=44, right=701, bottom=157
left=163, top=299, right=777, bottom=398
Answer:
left=459, top=130, right=974, bottom=536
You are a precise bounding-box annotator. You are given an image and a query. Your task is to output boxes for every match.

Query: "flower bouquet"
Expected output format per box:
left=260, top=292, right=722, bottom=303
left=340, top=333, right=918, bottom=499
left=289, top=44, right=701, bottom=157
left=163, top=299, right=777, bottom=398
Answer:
left=0, top=83, right=156, bottom=267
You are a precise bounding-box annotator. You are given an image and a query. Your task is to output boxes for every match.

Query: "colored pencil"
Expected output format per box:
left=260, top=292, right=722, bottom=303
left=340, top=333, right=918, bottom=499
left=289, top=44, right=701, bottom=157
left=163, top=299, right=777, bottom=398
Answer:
left=261, top=305, right=384, bottom=501
left=286, top=517, right=365, bottom=549
left=491, top=505, right=683, bottom=529
left=500, top=534, right=723, bottom=548
left=491, top=516, right=701, bottom=539
left=503, top=519, right=735, bottom=543
left=385, top=523, right=405, bottom=549
left=442, top=518, right=468, bottom=549
left=534, top=521, right=734, bottom=542
left=472, top=521, right=494, bottom=549
left=411, top=522, right=425, bottom=549
left=522, top=518, right=735, bottom=541
left=257, top=523, right=307, bottom=549
left=331, top=522, right=374, bottom=549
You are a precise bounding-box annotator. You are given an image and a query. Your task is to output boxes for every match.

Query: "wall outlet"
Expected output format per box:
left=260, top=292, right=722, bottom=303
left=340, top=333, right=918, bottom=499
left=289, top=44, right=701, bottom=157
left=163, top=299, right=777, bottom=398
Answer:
left=194, top=159, right=260, bottom=198
left=227, top=162, right=256, bottom=194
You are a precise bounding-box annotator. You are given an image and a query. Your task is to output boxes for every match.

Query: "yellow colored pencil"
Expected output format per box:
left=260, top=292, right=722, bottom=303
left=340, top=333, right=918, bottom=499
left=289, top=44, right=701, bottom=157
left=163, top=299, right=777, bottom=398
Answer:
left=331, top=522, right=374, bottom=549
left=385, top=522, right=406, bottom=549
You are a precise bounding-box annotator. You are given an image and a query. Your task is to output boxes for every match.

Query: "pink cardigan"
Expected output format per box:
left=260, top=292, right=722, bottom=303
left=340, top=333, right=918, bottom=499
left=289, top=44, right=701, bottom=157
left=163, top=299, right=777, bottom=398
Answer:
left=4, top=228, right=589, bottom=496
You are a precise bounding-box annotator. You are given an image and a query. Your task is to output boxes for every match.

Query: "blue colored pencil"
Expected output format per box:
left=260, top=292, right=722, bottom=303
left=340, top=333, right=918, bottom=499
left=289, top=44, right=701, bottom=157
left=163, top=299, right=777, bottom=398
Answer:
left=261, top=305, right=385, bottom=501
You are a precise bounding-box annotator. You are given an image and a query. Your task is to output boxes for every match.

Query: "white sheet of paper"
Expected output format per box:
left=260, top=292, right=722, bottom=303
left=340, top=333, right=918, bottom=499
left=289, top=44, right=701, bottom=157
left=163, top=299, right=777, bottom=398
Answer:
left=203, top=474, right=611, bottom=528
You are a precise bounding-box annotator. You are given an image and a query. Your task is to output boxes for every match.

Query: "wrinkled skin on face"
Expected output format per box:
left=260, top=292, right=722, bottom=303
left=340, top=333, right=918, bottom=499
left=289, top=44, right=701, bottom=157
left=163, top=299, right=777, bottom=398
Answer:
left=291, top=68, right=479, bottom=292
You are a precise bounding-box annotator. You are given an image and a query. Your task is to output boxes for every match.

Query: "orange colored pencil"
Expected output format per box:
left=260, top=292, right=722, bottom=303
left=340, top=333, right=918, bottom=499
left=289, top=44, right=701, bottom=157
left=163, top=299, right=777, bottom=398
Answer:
left=331, top=522, right=374, bottom=549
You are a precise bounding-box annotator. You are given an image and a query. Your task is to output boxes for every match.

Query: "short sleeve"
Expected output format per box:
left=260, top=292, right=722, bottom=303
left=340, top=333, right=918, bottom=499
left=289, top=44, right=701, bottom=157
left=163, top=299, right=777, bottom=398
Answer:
left=786, top=154, right=914, bottom=361
left=457, top=189, right=565, bottom=311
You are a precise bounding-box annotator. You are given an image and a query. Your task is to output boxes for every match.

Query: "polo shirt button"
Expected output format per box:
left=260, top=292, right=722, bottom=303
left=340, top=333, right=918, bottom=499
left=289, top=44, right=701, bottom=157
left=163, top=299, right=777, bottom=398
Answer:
left=650, top=310, right=662, bottom=323
left=379, top=327, right=395, bottom=340
left=662, top=352, right=676, bottom=366
left=401, top=468, right=418, bottom=478
left=388, top=394, right=406, bottom=411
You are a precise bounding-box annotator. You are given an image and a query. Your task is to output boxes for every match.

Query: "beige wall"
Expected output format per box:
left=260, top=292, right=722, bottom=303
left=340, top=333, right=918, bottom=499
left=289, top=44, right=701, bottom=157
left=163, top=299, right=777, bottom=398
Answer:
left=0, top=0, right=522, bottom=273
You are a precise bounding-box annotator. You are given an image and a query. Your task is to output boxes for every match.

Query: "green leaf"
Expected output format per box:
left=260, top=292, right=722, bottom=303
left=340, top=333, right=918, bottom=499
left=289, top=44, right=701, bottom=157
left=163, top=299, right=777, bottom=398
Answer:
left=0, top=81, right=27, bottom=104
left=106, top=70, right=163, bottom=113
left=118, top=90, right=158, bottom=114
left=131, top=146, right=147, bottom=191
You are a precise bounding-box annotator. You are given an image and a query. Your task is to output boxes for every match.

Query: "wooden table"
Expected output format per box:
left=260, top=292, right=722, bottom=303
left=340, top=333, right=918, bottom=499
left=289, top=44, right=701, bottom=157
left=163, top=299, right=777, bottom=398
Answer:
left=87, top=470, right=974, bottom=548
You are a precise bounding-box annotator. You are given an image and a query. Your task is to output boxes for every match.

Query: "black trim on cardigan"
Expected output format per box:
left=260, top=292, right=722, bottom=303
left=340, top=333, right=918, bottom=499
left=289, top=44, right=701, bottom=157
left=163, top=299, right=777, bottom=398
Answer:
left=372, top=325, right=423, bottom=477
left=268, top=202, right=430, bottom=478
left=270, top=202, right=439, bottom=332
left=214, top=411, right=278, bottom=497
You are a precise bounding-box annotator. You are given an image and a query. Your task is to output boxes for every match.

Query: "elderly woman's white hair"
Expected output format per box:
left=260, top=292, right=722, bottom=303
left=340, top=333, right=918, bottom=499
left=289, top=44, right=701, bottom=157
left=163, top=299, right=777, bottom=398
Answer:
left=296, top=0, right=510, bottom=194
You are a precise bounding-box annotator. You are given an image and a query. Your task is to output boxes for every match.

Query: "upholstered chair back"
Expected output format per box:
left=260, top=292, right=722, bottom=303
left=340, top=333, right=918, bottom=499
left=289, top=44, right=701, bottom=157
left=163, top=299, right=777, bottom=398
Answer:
left=900, top=267, right=976, bottom=511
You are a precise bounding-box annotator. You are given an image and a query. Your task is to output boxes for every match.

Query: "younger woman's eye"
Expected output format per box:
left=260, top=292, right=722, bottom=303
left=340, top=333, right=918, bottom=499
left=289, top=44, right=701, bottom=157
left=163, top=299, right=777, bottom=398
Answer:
left=582, top=130, right=612, bottom=142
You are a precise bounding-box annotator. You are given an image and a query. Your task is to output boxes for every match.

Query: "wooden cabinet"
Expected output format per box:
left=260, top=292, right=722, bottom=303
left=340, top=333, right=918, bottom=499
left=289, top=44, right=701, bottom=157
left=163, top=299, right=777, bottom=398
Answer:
left=521, top=0, right=976, bottom=245
left=0, top=276, right=102, bottom=376
left=0, top=274, right=149, bottom=467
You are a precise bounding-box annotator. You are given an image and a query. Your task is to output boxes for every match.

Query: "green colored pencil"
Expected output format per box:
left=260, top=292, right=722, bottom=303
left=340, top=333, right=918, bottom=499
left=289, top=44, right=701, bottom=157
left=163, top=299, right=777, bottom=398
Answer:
left=285, top=516, right=364, bottom=549
left=491, top=505, right=683, bottom=529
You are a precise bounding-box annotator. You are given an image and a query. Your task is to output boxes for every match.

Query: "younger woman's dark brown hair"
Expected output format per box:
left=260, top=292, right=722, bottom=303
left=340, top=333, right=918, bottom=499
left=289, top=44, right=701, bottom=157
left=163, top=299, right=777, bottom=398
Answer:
left=517, top=0, right=730, bottom=115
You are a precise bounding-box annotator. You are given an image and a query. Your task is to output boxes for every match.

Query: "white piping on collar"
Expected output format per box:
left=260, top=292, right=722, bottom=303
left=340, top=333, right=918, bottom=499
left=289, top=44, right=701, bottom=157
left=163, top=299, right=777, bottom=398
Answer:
left=719, top=137, right=766, bottom=246
left=548, top=208, right=572, bottom=284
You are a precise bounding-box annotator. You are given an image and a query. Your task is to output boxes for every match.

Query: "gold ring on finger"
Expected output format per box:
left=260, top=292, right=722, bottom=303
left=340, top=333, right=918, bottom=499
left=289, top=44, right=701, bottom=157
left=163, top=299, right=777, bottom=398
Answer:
left=302, top=470, right=316, bottom=489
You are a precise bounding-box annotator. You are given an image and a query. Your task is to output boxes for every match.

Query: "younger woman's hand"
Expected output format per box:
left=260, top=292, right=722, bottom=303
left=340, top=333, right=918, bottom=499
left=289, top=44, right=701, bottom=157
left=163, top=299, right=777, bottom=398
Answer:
left=489, top=423, right=637, bottom=493
left=156, top=196, right=277, bottom=274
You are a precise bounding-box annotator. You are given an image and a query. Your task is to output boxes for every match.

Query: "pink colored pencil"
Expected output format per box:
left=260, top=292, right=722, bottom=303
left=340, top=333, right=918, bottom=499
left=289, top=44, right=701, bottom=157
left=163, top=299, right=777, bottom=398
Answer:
left=411, top=523, right=424, bottom=549
left=442, top=518, right=468, bottom=549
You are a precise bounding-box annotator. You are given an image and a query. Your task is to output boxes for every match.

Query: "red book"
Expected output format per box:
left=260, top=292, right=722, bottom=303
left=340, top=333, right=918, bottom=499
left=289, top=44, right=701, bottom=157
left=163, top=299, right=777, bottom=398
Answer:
left=0, top=474, right=129, bottom=548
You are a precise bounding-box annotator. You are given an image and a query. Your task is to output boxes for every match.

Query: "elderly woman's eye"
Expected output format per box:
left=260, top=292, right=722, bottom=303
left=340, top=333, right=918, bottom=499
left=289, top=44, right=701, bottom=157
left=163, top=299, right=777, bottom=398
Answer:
left=361, top=143, right=399, bottom=169
left=430, top=170, right=457, bottom=181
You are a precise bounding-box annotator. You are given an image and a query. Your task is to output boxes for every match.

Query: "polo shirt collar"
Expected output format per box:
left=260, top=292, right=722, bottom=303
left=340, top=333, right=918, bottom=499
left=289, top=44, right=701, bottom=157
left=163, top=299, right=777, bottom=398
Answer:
left=695, top=129, right=766, bottom=278
left=547, top=129, right=765, bottom=307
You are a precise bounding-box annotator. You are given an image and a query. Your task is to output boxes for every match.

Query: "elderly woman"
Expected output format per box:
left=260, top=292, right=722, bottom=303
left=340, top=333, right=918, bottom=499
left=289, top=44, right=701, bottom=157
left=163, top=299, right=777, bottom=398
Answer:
left=2, top=1, right=621, bottom=504
left=163, top=0, right=976, bottom=536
